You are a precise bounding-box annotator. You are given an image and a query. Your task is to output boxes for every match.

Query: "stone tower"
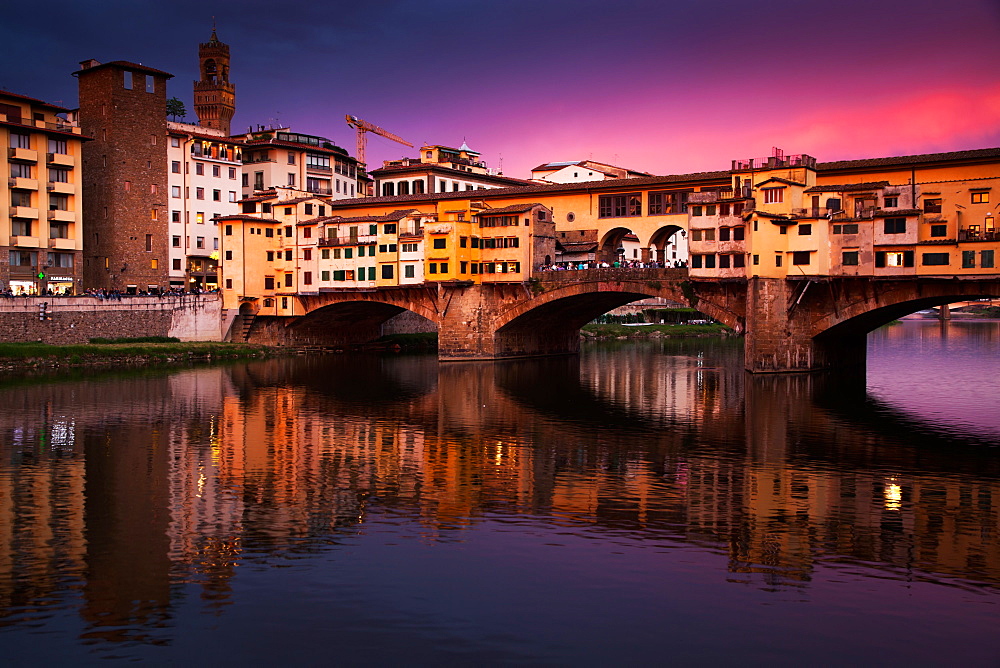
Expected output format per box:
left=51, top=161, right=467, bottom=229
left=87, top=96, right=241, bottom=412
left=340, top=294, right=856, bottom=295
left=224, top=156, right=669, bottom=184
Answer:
left=193, top=29, right=235, bottom=135
left=75, top=60, right=172, bottom=291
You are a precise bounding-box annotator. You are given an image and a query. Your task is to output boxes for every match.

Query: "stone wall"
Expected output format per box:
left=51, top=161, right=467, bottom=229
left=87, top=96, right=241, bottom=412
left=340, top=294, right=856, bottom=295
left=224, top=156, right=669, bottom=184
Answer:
left=0, top=295, right=222, bottom=344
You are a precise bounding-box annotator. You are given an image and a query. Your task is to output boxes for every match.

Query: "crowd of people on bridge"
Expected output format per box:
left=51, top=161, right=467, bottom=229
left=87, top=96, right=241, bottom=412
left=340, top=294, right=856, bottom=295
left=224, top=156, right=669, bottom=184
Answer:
left=539, top=259, right=688, bottom=271
left=1, top=285, right=218, bottom=299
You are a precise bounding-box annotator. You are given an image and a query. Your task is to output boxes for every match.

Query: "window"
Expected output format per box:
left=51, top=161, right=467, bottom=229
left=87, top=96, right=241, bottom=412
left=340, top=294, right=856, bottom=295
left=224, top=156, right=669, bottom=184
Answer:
left=775, top=254, right=783, bottom=267
left=195, top=163, right=204, bottom=176
left=225, top=225, right=233, bottom=235
left=733, top=227, right=745, bottom=241
left=982, top=250, right=995, bottom=269
left=924, top=198, right=942, bottom=213
left=11, top=132, right=30, bottom=149
left=123, top=71, right=132, bottom=89
left=433, top=238, right=446, bottom=249
left=962, top=250, right=976, bottom=268
left=381, top=265, right=394, bottom=279
left=832, top=223, right=859, bottom=235
left=225, top=250, right=233, bottom=261
left=884, top=196, right=898, bottom=208
left=798, top=224, right=812, bottom=235
left=285, top=250, right=292, bottom=261
left=151, top=259, right=158, bottom=269
left=284, top=274, right=293, bottom=287
left=10, top=163, right=31, bottom=179
left=171, top=160, right=181, bottom=174
left=404, top=264, right=415, bottom=278
left=303, top=249, right=312, bottom=261
left=145, top=234, right=153, bottom=251
left=229, top=191, right=237, bottom=202
left=196, top=237, right=205, bottom=249
left=305, top=203, right=314, bottom=215
left=173, top=259, right=182, bottom=270
left=146, top=76, right=155, bottom=94
left=288, top=152, right=296, bottom=165
left=691, top=206, right=702, bottom=217
left=792, top=251, right=811, bottom=265
left=883, top=218, right=906, bottom=234
left=321, top=271, right=330, bottom=281
left=303, top=272, right=312, bottom=285
left=229, top=167, right=237, bottom=179
left=971, top=192, right=989, bottom=204
left=763, top=188, right=784, bottom=204
left=719, top=254, right=730, bottom=269
left=196, top=212, right=204, bottom=225
left=213, top=189, right=221, bottom=201
left=598, top=193, right=641, bottom=218
left=287, top=173, right=296, bottom=186
left=719, top=227, right=730, bottom=241
left=150, top=208, right=158, bottom=220
left=196, top=187, right=205, bottom=200
left=842, top=251, right=859, bottom=266
left=264, top=277, right=275, bottom=290
left=428, top=263, right=437, bottom=275
left=706, top=205, right=716, bottom=216
left=930, top=224, right=948, bottom=237
left=440, top=263, right=449, bottom=273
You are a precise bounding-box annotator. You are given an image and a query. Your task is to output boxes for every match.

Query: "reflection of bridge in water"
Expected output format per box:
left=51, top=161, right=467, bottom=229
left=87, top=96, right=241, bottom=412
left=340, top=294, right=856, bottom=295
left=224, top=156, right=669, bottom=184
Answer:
left=1, top=352, right=998, bottom=642
left=247, top=267, right=1000, bottom=372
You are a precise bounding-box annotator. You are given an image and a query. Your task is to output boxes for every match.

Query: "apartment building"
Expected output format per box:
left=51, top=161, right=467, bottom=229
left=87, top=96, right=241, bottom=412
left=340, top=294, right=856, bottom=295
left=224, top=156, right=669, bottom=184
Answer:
left=166, top=122, right=242, bottom=289
left=371, top=142, right=530, bottom=197
left=218, top=187, right=555, bottom=316
left=687, top=148, right=1000, bottom=280
left=1, top=90, right=87, bottom=294
left=237, top=129, right=368, bottom=200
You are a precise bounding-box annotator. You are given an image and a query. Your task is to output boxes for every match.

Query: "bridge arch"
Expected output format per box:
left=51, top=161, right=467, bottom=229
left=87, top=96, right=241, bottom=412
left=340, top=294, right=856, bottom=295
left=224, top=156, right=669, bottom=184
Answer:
left=808, top=279, right=1000, bottom=340
left=485, top=271, right=739, bottom=358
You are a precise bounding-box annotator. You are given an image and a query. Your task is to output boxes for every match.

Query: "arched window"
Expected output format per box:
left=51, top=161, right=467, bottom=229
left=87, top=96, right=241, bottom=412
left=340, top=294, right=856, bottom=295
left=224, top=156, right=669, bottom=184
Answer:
left=398, top=181, right=410, bottom=196
left=413, top=180, right=425, bottom=194
left=382, top=182, right=395, bottom=197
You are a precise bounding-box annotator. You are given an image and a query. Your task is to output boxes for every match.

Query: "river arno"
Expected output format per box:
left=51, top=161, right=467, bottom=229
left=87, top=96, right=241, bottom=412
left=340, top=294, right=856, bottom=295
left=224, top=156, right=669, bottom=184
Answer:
left=1, top=320, right=998, bottom=665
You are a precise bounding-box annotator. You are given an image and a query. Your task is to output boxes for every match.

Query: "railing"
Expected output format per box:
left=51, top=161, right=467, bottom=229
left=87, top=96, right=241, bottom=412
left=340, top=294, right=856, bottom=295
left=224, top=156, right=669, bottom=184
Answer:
left=534, top=267, right=688, bottom=283
left=3, top=116, right=79, bottom=132
left=308, top=187, right=333, bottom=195
left=959, top=229, right=999, bottom=241
left=732, top=154, right=816, bottom=170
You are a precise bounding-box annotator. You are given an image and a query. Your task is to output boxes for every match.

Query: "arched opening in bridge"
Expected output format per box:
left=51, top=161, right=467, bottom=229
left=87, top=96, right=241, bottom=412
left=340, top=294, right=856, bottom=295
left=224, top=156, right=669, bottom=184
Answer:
left=648, top=224, right=686, bottom=267
left=254, top=301, right=437, bottom=348
left=802, top=286, right=1000, bottom=373
left=599, top=227, right=642, bottom=265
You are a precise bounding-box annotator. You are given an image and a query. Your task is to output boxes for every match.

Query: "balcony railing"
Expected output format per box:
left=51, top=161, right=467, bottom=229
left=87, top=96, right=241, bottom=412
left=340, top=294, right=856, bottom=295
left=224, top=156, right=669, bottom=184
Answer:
left=959, top=228, right=999, bottom=241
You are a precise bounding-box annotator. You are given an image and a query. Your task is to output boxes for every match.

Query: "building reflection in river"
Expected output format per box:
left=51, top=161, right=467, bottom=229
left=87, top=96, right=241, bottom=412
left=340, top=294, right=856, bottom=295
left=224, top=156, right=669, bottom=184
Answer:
left=0, top=335, right=997, bottom=645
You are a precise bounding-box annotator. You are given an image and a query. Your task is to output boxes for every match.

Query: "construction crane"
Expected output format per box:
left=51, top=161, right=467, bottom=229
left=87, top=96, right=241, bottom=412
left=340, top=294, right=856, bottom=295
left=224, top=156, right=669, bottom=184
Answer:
left=345, top=114, right=413, bottom=167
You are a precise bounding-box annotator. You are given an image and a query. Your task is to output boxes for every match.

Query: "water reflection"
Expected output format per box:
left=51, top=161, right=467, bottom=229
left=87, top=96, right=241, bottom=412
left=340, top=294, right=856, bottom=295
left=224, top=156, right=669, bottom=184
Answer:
left=0, top=328, right=998, bottom=659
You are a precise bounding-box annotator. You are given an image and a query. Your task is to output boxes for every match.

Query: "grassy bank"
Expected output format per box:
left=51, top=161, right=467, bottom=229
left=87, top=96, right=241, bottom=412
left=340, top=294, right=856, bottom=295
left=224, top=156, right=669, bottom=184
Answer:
left=0, top=340, right=273, bottom=368
left=581, top=323, right=732, bottom=338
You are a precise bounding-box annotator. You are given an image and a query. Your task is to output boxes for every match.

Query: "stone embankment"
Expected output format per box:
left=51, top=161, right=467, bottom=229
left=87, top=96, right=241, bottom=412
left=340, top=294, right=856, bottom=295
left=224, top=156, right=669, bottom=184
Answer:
left=0, top=294, right=224, bottom=344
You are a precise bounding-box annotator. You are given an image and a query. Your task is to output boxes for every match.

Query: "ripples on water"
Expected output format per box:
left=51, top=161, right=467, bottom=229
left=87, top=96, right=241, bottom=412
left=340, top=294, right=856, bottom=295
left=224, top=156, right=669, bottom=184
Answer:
left=0, top=321, right=998, bottom=664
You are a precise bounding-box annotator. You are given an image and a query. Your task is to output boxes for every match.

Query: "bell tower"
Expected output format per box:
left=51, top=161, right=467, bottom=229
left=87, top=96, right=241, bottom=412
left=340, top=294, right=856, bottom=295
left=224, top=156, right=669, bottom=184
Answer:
left=193, top=28, right=235, bottom=135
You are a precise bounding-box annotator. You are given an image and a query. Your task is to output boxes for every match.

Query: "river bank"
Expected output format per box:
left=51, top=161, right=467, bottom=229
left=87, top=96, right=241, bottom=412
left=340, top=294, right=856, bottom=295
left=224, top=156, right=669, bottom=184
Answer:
left=0, top=339, right=274, bottom=372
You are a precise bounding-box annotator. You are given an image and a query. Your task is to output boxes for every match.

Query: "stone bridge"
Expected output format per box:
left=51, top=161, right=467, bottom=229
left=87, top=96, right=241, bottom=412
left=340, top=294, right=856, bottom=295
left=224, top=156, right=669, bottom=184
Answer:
left=242, top=269, right=1000, bottom=372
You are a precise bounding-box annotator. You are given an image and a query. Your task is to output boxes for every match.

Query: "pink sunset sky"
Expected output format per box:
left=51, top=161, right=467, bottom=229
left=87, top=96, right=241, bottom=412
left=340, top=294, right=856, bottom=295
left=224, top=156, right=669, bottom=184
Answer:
left=2, top=0, right=998, bottom=178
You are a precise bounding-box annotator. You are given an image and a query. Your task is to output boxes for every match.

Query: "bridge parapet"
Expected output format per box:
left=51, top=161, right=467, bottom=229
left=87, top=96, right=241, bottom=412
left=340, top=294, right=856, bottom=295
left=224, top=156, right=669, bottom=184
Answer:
left=533, top=267, right=688, bottom=284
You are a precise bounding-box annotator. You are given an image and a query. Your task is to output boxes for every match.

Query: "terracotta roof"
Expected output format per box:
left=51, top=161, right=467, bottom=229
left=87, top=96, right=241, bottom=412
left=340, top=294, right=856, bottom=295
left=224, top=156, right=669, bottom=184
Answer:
left=274, top=196, right=329, bottom=206
left=755, top=177, right=806, bottom=188
left=237, top=191, right=278, bottom=203
left=380, top=209, right=419, bottom=221
left=370, top=163, right=532, bottom=185
left=296, top=216, right=335, bottom=227
left=327, top=169, right=731, bottom=210
left=874, top=208, right=922, bottom=217
left=804, top=182, right=889, bottom=193
left=73, top=60, right=174, bottom=78
left=477, top=203, right=543, bottom=215
left=243, top=137, right=351, bottom=156
left=556, top=241, right=598, bottom=252
left=167, top=128, right=244, bottom=145
left=214, top=214, right=281, bottom=223
left=816, top=148, right=1000, bottom=171
left=0, top=89, right=70, bottom=112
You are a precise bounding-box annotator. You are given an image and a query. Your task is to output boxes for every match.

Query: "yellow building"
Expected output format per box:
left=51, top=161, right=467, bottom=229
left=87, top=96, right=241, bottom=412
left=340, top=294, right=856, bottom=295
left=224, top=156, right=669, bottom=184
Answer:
left=1, top=90, right=88, bottom=294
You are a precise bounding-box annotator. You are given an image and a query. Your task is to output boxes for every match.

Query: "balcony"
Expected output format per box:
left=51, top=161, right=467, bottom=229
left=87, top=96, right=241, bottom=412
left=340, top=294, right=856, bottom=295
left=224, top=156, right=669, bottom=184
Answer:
left=48, top=237, right=77, bottom=250
left=6, top=117, right=80, bottom=133
left=47, top=209, right=77, bottom=223
left=9, top=206, right=39, bottom=219
left=306, top=165, right=332, bottom=173
left=8, top=177, right=38, bottom=190
left=10, top=235, right=40, bottom=247
left=959, top=227, right=999, bottom=242
left=47, top=181, right=74, bottom=194
left=46, top=152, right=75, bottom=168
left=8, top=147, right=38, bottom=162
left=308, top=187, right=333, bottom=195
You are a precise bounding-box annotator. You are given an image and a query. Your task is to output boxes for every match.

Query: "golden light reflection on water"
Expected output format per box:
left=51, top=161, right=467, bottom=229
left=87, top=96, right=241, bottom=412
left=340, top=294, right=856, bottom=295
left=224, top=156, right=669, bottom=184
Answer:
left=0, top=335, right=997, bottom=654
